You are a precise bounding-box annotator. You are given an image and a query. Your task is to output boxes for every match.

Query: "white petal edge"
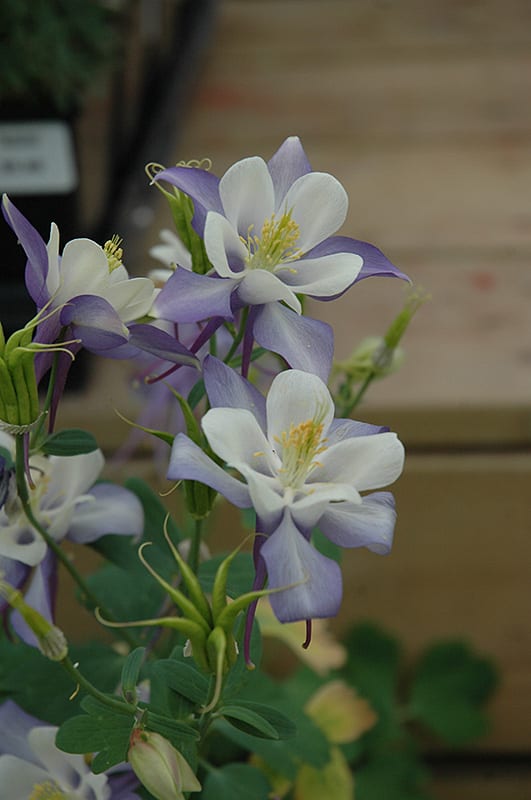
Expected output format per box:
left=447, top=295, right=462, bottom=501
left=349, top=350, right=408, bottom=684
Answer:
left=283, top=172, right=348, bottom=253
left=219, top=156, right=275, bottom=233
left=266, top=370, right=335, bottom=450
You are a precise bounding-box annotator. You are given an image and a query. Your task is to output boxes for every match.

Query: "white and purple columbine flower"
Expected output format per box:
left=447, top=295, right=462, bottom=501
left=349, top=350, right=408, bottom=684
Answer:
left=167, top=357, right=404, bottom=628
left=2, top=194, right=157, bottom=355
left=0, top=431, right=143, bottom=648
left=153, top=136, right=408, bottom=381
left=0, top=700, right=141, bottom=799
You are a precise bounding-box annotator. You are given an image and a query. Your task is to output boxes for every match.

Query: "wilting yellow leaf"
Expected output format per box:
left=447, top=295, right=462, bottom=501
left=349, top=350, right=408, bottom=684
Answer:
left=295, top=747, right=354, bottom=800
left=304, top=680, right=378, bottom=743
left=256, top=599, right=346, bottom=674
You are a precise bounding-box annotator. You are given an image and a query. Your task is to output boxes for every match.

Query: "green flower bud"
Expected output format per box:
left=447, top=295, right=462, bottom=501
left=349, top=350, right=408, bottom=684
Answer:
left=0, top=578, right=68, bottom=661
left=128, top=728, right=201, bottom=800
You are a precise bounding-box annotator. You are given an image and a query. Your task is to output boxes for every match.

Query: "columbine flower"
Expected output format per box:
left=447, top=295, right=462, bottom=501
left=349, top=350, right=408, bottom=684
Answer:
left=153, top=136, right=408, bottom=379
left=2, top=194, right=157, bottom=354
left=0, top=430, right=143, bottom=646
left=0, top=700, right=141, bottom=799
left=149, top=228, right=192, bottom=285
left=167, top=357, right=404, bottom=625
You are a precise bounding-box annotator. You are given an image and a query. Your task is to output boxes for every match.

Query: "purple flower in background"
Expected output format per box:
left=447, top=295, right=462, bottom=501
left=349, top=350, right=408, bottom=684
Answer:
left=167, top=357, right=404, bottom=625
left=153, top=137, right=408, bottom=380
left=0, top=700, right=141, bottom=799
left=0, top=430, right=143, bottom=647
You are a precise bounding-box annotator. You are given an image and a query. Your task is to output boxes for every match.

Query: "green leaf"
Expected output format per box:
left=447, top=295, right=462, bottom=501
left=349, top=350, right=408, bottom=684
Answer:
left=355, top=751, right=431, bottom=800
left=121, top=647, right=146, bottom=702
left=0, top=638, right=124, bottom=724
left=151, top=659, right=210, bottom=705
left=200, top=763, right=271, bottom=800
left=409, top=641, right=498, bottom=746
left=56, top=697, right=133, bottom=773
left=144, top=709, right=199, bottom=744
left=220, top=705, right=280, bottom=740
left=341, top=622, right=402, bottom=746
left=41, top=428, right=98, bottom=456
left=217, top=672, right=328, bottom=779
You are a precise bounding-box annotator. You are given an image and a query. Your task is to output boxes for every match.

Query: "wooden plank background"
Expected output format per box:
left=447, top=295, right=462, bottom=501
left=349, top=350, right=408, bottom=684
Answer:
left=59, top=1, right=531, bottom=795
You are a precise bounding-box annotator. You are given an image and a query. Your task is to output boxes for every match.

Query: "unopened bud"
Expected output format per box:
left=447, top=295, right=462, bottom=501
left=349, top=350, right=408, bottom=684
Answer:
left=128, top=728, right=201, bottom=800
left=0, top=579, right=68, bottom=661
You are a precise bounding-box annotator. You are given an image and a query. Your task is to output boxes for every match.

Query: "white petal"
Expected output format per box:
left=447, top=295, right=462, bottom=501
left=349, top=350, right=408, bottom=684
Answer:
left=0, top=522, right=47, bottom=566
left=56, top=238, right=109, bottom=300
left=310, top=432, right=405, bottom=491
left=278, top=251, right=362, bottom=297
left=202, top=408, right=277, bottom=475
left=266, top=370, right=334, bottom=449
left=237, top=463, right=285, bottom=532
left=219, top=156, right=275, bottom=233
left=45, top=450, right=104, bottom=505
left=45, top=222, right=61, bottom=297
left=28, top=727, right=109, bottom=797
left=150, top=228, right=192, bottom=269
left=283, top=172, right=348, bottom=252
left=290, top=482, right=361, bottom=531
left=204, top=212, right=248, bottom=277
left=102, top=276, right=156, bottom=322
left=237, top=270, right=301, bottom=312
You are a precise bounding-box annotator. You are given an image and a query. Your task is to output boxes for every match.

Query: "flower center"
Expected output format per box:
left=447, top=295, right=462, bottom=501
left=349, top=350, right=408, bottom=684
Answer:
left=242, top=210, right=302, bottom=271
left=275, top=419, right=327, bottom=489
left=29, top=781, right=66, bottom=800
left=103, top=235, right=124, bottom=272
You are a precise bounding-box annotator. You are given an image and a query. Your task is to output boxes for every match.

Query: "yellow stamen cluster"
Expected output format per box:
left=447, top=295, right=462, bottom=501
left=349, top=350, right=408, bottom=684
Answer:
left=275, top=419, right=327, bottom=488
left=103, top=235, right=124, bottom=272
left=242, top=209, right=302, bottom=271
left=29, top=781, right=65, bottom=800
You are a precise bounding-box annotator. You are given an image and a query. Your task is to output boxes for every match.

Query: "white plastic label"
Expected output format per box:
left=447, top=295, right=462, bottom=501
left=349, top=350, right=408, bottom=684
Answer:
left=0, top=120, right=78, bottom=195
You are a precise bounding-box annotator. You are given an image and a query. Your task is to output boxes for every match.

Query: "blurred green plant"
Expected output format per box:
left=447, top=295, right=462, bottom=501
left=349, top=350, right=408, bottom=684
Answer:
left=0, top=0, right=119, bottom=114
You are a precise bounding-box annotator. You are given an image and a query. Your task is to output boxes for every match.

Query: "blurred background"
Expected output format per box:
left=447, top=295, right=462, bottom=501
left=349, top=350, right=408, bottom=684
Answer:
left=2, top=0, right=531, bottom=796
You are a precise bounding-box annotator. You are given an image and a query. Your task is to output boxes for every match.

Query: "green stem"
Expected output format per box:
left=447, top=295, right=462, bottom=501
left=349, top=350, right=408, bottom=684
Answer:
left=14, top=437, right=140, bottom=649
left=223, top=307, right=249, bottom=365
left=29, top=351, right=59, bottom=450
left=340, top=371, right=376, bottom=418
left=60, top=655, right=136, bottom=715
left=187, top=518, right=203, bottom=576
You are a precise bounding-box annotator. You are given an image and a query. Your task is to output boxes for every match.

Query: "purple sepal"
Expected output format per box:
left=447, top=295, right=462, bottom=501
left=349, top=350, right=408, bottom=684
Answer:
left=127, top=323, right=199, bottom=367
left=304, top=235, right=410, bottom=297
left=60, top=295, right=129, bottom=352
left=267, top=136, right=312, bottom=207
left=154, top=166, right=222, bottom=234
left=253, top=303, right=334, bottom=383
left=67, top=482, right=144, bottom=544
left=107, top=771, right=142, bottom=800
left=327, top=418, right=389, bottom=445
left=0, top=700, right=44, bottom=761
left=318, top=491, right=396, bottom=554
left=261, top=511, right=343, bottom=622
left=167, top=433, right=251, bottom=509
left=203, top=355, right=267, bottom=431
left=2, top=194, right=49, bottom=306
left=153, top=268, right=236, bottom=324
left=11, top=550, right=58, bottom=648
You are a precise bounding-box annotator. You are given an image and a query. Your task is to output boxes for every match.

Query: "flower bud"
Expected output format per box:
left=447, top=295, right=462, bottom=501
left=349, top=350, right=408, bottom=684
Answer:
left=0, top=578, right=68, bottom=661
left=128, top=729, right=201, bottom=800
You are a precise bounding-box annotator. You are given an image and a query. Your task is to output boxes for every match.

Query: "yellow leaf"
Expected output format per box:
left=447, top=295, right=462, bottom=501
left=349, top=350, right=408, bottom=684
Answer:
left=304, top=680, right=378, bottom=743
left=295, top=746, right=354, bottom=800
left=256, top=599, right=346, bottom=674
